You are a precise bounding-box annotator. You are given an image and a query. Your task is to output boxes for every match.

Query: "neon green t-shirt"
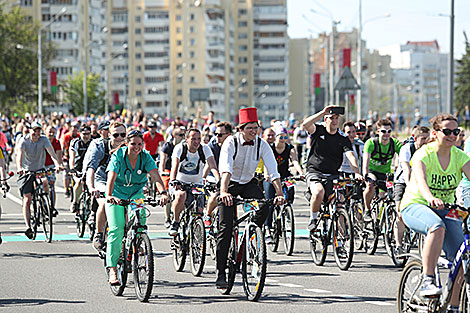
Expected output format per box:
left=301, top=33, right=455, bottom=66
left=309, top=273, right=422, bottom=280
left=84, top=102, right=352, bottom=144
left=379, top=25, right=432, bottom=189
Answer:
left=400, top=141, right=470, bottom=211
left=364, top=137, right=402, bottom=174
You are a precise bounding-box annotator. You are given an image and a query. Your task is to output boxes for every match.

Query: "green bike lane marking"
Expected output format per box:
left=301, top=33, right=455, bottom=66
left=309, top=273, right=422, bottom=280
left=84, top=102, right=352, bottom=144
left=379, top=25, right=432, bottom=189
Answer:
left=2, top=229, right=311, bottom=243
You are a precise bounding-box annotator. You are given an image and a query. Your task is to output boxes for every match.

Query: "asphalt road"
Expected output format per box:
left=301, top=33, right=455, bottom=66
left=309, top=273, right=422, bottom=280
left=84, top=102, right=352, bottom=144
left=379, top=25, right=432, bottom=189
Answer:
left=0, top=169, right=404, bottom=313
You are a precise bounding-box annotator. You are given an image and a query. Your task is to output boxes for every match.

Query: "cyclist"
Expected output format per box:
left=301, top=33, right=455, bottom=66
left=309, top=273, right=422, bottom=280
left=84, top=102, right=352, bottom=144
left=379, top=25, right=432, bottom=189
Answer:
left=168, top=128, right=219, bottom=236
left=105, top=129, right=169, bottom=285
left=44, top=125, right=62, bottom=214
left=339, top=121, right=364, bottom=174
left=97, top=120, right=110, bottom=139
left=203, top=122, right=232, bottom=226
left=216, top=107, right=285, bottom=289
left=143, top=120, right=164, bottom=161
left=69, top=125, right=92, bottom=213
left=393, top=126, right=430, bottom=255
left=159, top=126, right=185, bottom=228
left=16, top=121, right=62, bottom=239
left=263, top=125, right=303, bottom=240
left=400, top=114, right=469, bottom=311
left=362, top=119, right=402, bottom=221
left=254, top=128, right=275, bottom=187
left=0, top=144, right=8, bottom=244
left=61, top=122, right=79, bottom=198
left=293, top=122, right=308, bottom=163
left=301, top=107, right=362, bottom=231
left=84, top=121, right=127, bottom=251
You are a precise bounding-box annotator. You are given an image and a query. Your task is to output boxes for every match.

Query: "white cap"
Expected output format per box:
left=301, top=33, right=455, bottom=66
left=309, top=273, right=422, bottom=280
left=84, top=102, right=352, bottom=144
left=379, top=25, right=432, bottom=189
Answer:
left=31, top=121, right=42, bottom=130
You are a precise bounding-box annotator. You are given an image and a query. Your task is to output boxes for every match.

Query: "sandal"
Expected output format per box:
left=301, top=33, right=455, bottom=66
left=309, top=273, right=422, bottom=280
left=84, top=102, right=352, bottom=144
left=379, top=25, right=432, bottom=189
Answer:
left=108, top=268, right=120, bottom=285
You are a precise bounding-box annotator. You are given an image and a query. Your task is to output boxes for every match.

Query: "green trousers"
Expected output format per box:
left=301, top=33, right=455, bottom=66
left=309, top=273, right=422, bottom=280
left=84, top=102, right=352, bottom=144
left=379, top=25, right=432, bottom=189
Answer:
left=105, top=202, right=146, bottom=267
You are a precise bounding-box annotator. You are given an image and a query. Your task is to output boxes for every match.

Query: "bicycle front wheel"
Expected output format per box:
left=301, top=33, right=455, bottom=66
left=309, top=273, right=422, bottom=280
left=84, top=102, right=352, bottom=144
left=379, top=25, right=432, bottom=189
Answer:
left=172, top=233, right=186, bottom=272
left=332, top=208, right=354, bottom=271
left=282, top=205, right=295, bottom=256
left=220, top=232, right=237, bottom=295
left=189, top=217, right=206, bottom=277
left=269, top=207, right=280, bottom=253
left=397, top=259, right=425, bottom=313
left=242, top=224, right=267, bottom=301
left=208, top=213, right=218, bottom=260
left=351, top=201, right=365, bottom=251
left=40, top=195, right=53, bottom=243
left=76, top=194, right=86, bottom=238
left=133, top=233, right=154, bottom=302
left=30, top=201, right=39, bottom=240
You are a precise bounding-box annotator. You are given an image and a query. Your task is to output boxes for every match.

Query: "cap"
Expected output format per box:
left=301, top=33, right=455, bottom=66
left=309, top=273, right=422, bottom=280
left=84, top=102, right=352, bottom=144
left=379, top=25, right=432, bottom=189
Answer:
left=274, top=126, right=288, bottom=137
left=354, top=121, right=367, bottom=133
left=31, top=121, right=42, bottom=130
left=80, top=125, right=91, bottom=132
left=148, top=120, right=157, bottom=128
left=98, top=120, right=110, bottom=130
left=239, top=107, right=258, bottom=125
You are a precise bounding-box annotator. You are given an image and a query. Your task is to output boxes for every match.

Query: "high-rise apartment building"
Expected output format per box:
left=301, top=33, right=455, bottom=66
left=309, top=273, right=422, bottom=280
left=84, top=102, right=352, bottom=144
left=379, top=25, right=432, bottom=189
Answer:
left=288, top=38, right=310, bottom=120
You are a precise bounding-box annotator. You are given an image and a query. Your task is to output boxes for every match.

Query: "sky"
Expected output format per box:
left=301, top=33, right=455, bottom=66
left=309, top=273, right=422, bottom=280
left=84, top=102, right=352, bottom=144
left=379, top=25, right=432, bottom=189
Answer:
left=287, top=0, right=470, bottom=58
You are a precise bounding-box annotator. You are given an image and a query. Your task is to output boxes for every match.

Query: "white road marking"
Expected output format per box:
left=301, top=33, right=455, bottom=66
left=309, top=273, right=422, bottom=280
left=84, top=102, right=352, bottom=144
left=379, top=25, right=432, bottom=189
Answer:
left=304, top=288, right=332, bottom=293
left=337, top=294, right=360, bottom=299
left=365, top=301, right=394, bottom=306
left=278, top=283, right=303, bottom=288
left=67, top=226, right=76, bottom=228
left=6, top=193, right=22, bottom=205
left=265, top=278, right=279, bottom=283
left=9, top=227, right=25, bottom=230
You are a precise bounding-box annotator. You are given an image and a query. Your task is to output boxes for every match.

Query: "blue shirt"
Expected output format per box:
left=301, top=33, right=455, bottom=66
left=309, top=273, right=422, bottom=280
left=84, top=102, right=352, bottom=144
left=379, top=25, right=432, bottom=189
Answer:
left=83, top=138, right=108, bottom=185
left=106, top=146, right=157, bottom=199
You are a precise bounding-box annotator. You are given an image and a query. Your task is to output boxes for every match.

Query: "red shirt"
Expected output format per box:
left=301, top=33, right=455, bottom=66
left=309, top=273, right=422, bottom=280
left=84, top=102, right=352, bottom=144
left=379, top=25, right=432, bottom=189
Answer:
left=143, top=131, right=164, bottom=155
left=45, top=138, right=62, bottom=166
left=61, top=132, right=79, bottom=160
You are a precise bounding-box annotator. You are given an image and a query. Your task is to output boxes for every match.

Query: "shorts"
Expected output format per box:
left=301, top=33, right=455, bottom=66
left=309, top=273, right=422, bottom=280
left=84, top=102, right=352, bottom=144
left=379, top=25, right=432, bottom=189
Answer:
left=370, top=170, right=387, bottom=191
left=18, top=174, right=35, bottom=196
left=393, top=183, right=406, bottom=202
left=169, top=185, right=205, bottom=208
left=401, top=203, right=464, bottom=261
left=306, top=171, right=339, bottom=202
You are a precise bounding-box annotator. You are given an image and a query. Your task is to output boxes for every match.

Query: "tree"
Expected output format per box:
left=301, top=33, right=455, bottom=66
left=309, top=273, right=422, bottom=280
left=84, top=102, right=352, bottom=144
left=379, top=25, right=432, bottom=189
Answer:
left=63, top=71, right=106, bottom=116
left=455, top=32, right=470, bottom=114
left=0, top=5, right=55, bottom=115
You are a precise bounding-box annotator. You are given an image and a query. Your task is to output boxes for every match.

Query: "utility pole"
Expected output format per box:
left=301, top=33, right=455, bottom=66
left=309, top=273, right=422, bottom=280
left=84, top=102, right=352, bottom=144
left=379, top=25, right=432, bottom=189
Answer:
left=357, top=0, right=362, bottom=120
left=447, top=0, right=455, bottom=114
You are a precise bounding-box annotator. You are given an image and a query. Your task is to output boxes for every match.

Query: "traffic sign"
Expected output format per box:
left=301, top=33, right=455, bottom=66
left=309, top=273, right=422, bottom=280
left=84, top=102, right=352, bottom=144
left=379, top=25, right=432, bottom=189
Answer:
left=334, top=67, right=360, bottom=91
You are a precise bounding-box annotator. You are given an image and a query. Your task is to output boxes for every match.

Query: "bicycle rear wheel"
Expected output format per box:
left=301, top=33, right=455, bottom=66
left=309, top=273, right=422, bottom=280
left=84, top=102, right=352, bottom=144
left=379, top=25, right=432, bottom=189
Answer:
left=40, top=195, right=53, bottom=243
left=220, top=232, right=237, bottom=295
left=133, top=233, right=154, bottom=302
left=172, top=232, right=186, bottom=272
left=332, top=208, right=354, bottom=271
left=189, top=217, right=206, bottom=277
left=461, top=282, right=470, bottom=313
left=310, top=216, right=328, bottom=266
left=363, top=207, right=378, bottom=255
left=76, top=194, right=86, bottom=238
left=269, top=207, right=280, bottom=253
left=282, top=204, right=295, bottom=256
left=208, top=212, right=218, bottom=260
left=108, top=242, right=128, bottom=296
left=242, top=224, right=267, bottom=301
left=351, top=201, right=365, bottom=251
left=30, top=201, right=39, bottom=240
left=397, top=259, right=425, bottom=313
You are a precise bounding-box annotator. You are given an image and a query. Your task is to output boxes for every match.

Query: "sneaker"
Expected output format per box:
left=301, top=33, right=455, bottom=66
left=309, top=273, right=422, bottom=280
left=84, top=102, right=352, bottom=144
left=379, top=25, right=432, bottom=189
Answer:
left=363, top=210, right=372, bottom=222
left=395, top=246, right=405, bottom=258
left=336, top=246, right=348, bottom=259
left=24, top=228, right=34, bottom=240
left=203, top=215, right=212, bottom=227
left=307, top=219, right=318, bottom=232
left=93, top=233, right=104, bottom=251
left=265, top=234, right=273, bottom=244
left=164, top=219, right=171, bottom=229
left=169, top=222, right=180, bottom=236
left=420, top=277, right=442, bottom=297
left=216, top=273, right=228, bottom=289
left=52, top=208, right=59, bottom=217
left=70, top=203, right=79, bottom=213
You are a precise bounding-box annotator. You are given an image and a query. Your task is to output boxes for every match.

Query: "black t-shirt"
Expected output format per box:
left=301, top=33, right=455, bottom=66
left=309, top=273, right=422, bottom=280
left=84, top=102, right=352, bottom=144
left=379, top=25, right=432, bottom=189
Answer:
left=307, top=124, right=352, bottom=174
left=71, top=138, right=91, bottom=172
left=161, top=141, right=175, bottom=171
left=271, top=143, right=292, bottom=179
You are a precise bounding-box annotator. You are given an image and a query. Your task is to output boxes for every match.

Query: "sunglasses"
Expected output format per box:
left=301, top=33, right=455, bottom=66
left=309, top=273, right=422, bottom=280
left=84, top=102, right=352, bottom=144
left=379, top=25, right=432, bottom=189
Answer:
left=379, top=129, right=392, bottom=134
left=214, top=132, right=228, bottom=137
left=82, top=132, right=91, bottom=136
left=440, top=128, right=461, bottom=136
left=278, top=135, right=288, bottom=139
left=112, top=132, right=126, bottom=138
left=175, top=133, right=185, bottom=137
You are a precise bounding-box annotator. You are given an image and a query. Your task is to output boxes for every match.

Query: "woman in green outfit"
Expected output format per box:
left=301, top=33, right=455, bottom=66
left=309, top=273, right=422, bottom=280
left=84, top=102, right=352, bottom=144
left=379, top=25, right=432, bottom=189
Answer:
left=105, top=129, right=169, bottom=285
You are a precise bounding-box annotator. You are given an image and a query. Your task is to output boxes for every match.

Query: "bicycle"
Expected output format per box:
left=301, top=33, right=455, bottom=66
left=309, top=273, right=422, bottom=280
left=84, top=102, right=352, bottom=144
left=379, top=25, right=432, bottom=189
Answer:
left=24, top=169, right=54, bottom=243
left=73, top=170, right=100, bottom=240
left=341, top=175, right=367, bottom=252
left=204, top=182, right=220, bottom=261
left=219, top=197, right=272, bottom=301
left=170, top=181, right=207, bottom=277
left=104, top=197, right=159, bottom=302
left=397, top=203, right=470, bottom=313
left=309, top=177, right=354, bottom=271
left=267, top=176, right=298, bottom=256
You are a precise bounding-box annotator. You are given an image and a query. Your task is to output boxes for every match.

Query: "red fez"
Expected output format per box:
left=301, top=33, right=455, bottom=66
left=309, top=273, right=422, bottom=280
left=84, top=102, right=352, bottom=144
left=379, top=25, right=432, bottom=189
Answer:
left=239, top=107, right=258, bottom=125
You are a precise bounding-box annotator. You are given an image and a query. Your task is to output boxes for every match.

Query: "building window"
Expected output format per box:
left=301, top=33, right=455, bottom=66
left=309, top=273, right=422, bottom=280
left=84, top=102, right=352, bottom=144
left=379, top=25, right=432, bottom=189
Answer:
left=238, top=21, right=247, bottom=27
left=136, top=65, right=142, bottom=72
left=238, top=9, right=247, bottom=15
left=136, top=53, right=141, bottom=59
left=136, top=90, right=142, bottom=96
left=190, top=26, right=195, bottom=33
left=190, top=13, right=195, bottom=20
left=177, top=89, right=182, bottom=96
left=176, top=15, right=181, bottom=21
left=190, top=51, right=195, bottom=58
left=177, top=40, right=182, bottom=46
left=238, top=33, right=247, bottom=39
left=136, top=78, right=142, bottom=84
left=135, top=28, right=141, bottom=34
left=190, top=76, right=195, bottom=83
left=176, top=27, right=181, bottom=33
left=238, top=57, right=248, bottom=63
left=190, top=39, right=196, bottom=46
left=239, top=68, right=248, bottom=75
left=135, top=41, right=141, bottom=47
left=177, top=77, right=182, bottom=83
left=190, top=64, right=195, bottom=70
left=177, top=52, right=182, bottom=58
left=239, top=45, right=248, bottom=51
left=135, top=16, right=141, bottom=22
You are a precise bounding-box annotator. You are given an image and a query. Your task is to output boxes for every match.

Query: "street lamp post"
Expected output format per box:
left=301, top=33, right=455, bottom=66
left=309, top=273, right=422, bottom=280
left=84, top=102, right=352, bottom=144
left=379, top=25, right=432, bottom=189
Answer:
left=38, top=7, right=67, bottom=115
left=447, top=0, right=455, bottom=114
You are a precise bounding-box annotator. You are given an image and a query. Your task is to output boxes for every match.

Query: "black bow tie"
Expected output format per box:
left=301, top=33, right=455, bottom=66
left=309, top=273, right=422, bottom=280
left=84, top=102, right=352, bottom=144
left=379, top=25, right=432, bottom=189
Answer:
left=242, top=140, right=254, bottom=146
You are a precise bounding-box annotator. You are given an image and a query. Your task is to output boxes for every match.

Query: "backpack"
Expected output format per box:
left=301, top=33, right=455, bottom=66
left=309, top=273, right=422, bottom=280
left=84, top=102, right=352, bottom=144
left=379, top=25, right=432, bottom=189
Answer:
left=233, top=135, right=262, bottom=160
left=180, top=141, right=206, bottom=165
left=371, top=137, right=396, bottom=165
left=98, top=138, right=111, bottom=168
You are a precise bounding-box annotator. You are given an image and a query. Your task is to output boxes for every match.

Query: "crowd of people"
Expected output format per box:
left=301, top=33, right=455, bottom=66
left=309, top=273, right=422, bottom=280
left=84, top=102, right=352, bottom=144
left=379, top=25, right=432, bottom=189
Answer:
left=1, top=104, right=469, bottom=311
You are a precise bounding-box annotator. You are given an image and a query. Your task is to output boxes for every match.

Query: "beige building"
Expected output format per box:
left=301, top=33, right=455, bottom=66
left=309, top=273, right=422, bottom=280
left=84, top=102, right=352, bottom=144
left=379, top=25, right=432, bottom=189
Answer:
left=288, top=38, right=310, bottom=120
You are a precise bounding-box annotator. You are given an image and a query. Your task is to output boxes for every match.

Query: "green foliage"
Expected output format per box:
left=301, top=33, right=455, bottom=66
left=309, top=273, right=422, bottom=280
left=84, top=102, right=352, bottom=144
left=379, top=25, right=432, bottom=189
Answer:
left=63, top=71, right=106, bottom=115
left=0, top=5, right=56, bottom=115
left=455, top=32, right=470, bottom=114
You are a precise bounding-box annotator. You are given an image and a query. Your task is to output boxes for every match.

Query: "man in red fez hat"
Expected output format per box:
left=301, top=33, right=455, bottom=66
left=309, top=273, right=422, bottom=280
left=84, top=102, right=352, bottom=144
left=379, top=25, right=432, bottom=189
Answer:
left=215, top=107, right=285, bottom=290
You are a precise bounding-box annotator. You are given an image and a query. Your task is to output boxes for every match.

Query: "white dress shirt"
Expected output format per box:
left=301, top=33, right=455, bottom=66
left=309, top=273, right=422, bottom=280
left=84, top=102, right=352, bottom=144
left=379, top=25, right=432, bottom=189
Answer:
left=219, top=133, right=280, bottom=184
